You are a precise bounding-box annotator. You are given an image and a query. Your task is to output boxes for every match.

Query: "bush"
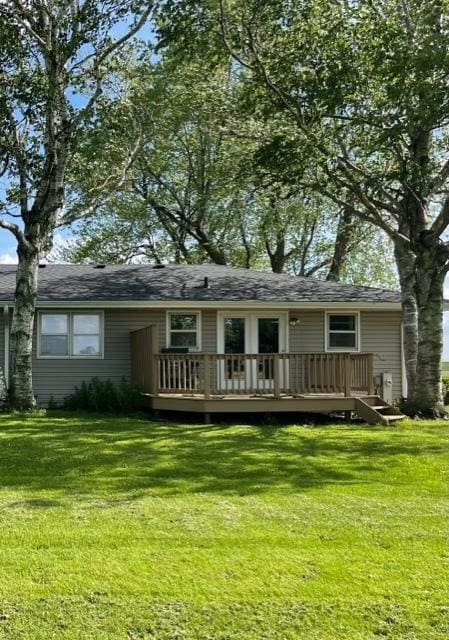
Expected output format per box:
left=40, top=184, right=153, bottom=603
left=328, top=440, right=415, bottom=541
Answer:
left=64, top=377, right=143, bottom=414
left=442, top=374, right=449, bottom=405
left=47, top=396, right=59, bottom=410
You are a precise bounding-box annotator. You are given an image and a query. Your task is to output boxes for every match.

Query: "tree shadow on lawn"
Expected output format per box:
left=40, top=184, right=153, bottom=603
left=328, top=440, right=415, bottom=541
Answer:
left=0, top=412, right=444, bottom=503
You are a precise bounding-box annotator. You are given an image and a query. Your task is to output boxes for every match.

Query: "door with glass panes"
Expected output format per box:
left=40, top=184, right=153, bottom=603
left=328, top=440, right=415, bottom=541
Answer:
left=218, top=313, right=287, bottom=390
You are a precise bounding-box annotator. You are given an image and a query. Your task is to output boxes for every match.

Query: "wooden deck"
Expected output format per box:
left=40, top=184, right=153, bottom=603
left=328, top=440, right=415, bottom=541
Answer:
left=130, top=325, right=405, bottom=425
left=146, top=392, right=358, bottom=414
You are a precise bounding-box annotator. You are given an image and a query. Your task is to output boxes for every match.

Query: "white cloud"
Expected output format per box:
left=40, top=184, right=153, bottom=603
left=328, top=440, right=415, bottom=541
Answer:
left=46, top=231, right=73, bottom=263
left=0, top=252, right=17, bottom=264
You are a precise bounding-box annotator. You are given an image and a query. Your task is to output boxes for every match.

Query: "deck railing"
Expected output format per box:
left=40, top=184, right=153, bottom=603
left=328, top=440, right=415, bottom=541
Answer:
left=155, top=352, right=374, bottom=398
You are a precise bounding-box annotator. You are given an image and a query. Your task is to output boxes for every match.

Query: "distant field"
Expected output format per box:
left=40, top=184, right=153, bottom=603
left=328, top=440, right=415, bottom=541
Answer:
left=442, top=361, right=449, bottom=372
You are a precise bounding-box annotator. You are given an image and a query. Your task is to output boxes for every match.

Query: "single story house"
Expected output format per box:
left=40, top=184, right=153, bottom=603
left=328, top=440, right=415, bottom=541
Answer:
left=0, top=263, right=408, bottom=424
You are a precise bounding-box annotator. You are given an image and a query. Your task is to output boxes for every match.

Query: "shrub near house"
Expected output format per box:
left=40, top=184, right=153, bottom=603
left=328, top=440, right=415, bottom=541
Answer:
left=64, top=378, right=142, bottom=413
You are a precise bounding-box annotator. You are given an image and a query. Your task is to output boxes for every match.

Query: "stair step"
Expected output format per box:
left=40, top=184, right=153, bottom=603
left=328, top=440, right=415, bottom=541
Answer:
left=372, top=405, right=388, bottom=410
left=383, top=415, right=405, bottom=421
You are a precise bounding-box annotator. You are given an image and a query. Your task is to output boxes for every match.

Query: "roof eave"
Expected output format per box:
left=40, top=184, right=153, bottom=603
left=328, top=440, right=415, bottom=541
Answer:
left=1, top=299, right=402, bottom=309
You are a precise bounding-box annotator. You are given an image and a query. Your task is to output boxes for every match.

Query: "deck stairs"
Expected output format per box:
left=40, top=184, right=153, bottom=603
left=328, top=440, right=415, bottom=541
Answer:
left=355, top=395, right=405, bottom=426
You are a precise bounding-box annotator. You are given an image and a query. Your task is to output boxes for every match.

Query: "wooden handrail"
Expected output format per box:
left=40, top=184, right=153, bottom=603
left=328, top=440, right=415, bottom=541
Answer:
left=154, top=352, right=375, bottom=397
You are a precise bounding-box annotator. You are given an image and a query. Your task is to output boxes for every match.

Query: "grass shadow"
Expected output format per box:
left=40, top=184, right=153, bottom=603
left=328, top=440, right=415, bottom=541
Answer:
left=0, top=411, right=446, bottom=502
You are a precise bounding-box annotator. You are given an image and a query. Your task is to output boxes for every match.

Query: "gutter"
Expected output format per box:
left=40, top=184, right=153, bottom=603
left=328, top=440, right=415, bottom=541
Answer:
left=0, top=299, right=403, bottom=310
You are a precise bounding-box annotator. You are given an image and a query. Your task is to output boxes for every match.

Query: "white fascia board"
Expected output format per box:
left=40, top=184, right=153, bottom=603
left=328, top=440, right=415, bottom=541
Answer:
left=4, top=298, right=449, bottom=310
left=3, top=299, right=405, bottom=310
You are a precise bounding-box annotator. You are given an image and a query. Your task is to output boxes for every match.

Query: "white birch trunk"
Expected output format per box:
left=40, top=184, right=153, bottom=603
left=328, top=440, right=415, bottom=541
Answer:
left=414, top=291, right=445, bottom=416
left=394, top=242, right=419, bottom=402
left=395, top=237, right=446, bottom=417
left=9, top=245, right=39, bottom=410
left=0, top=366, right=7, bottom=409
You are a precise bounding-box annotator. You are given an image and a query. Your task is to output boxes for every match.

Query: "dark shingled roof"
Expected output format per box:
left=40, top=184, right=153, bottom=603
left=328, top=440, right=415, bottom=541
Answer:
left=0, top=264, right=401, bottom=303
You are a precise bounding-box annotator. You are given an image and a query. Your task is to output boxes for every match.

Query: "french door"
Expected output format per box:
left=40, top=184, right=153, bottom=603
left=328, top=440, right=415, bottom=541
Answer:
left=217, top=312, right=288, bottom=391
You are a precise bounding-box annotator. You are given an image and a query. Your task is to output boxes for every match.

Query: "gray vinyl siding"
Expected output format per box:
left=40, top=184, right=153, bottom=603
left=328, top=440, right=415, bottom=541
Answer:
left=32, top=310, right=160, bottom=405
left=4, top=305, right=402, bottom=406
left=288, top=309, right=403, bottom=400
left=360, top=310, right=403, bottom=400
left=288, top=311, right=325, bottom=390
left=288, top=311, right=324, bottom=352
left=32, top=309, right=215, bottom=406
left=202, top=310, right=217, bottom=352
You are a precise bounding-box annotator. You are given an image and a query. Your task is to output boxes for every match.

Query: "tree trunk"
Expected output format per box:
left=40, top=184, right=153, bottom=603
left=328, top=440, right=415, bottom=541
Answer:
left=265, top=235, right=287, bottom=273
left=395, top=232, right=446, bottom=417
left=0, top=366, right=7, bottom=410
left=413, top=276, right=445, bottom=417
left=193, top=226, right=227, bottom=265
left=269, top=240, right=286, bottom=273
left=409, top=237, right=446, bottom=417
left=394, top=241, right=418, bottom=403
left=326, top=205, right=355, bottom=281
left=9, top=243, right=39, bottom=410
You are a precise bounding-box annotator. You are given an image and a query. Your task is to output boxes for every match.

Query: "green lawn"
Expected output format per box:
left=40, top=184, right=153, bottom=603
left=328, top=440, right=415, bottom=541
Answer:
left=0, top=413, right=447, bottom=639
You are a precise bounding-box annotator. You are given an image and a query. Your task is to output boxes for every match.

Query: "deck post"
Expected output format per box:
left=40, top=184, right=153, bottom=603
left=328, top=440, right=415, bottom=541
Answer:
left=203, top=354, right=211, bottom=399
left=150, top=325, right=159, bottom=397
left=367, top=353, right=374, bottom=395
left=344, top=355, right=352, bottom=397
left=273, top=354, right=281, bottom=398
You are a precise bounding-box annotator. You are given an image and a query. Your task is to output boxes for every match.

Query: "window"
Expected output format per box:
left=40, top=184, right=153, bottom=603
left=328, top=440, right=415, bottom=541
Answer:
left=39, top=312, right=103, bottom=358
left=73, top=314, right=101, bottom=356
left=168, top=313, right=199, bottom=349
left=327, top=313, right=358, bottom=351
left=40, top=314, right=69, bottom=356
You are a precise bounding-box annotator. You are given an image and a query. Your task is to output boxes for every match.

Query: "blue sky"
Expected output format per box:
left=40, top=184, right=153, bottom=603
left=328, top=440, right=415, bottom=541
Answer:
left=1, top=228, right=448, bottom=358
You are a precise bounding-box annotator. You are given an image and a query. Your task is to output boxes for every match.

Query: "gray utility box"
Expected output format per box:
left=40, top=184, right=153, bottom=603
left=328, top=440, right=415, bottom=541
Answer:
left=373, top=371, right=393, bottom=404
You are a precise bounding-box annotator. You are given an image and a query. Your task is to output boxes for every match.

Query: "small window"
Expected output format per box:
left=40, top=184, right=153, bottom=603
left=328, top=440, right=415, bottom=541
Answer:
left=168, top=313, right=199, bottom=349
left=40, top=314, right=69, bottom=356
left=327, top=314, right=358, bottom=350
left=73, top=314, right=101, bottom=356
left=39, top=312, right=103, bottom=358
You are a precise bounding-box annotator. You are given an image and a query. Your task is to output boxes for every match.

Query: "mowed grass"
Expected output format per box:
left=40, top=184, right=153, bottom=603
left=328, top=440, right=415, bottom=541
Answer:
left=0, top=412, right=447, bottom=639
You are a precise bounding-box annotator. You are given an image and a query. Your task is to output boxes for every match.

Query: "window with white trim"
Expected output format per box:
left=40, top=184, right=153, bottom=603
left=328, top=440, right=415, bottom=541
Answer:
left=72, top=314, right=101, bottom=356
left=39, top=312, right=103, bottom=358
left=40, top=314, right=69, bottom=356
left=327, top=314, right=358, bottom=350
left=168, top=313, right=199, bottom=349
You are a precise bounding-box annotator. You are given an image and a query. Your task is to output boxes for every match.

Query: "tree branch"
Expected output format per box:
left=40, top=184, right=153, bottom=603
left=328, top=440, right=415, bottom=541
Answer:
left=429, top=157, right=449, bottom=198
left=73, top=4, right=154, bottom=125
left=0, top=1, right=50, bottom=53
left=0, top=218, right=26, bottom=245
left=431, top=193, right=449, bottom=236
left=60, top=131, right=143, bottom=226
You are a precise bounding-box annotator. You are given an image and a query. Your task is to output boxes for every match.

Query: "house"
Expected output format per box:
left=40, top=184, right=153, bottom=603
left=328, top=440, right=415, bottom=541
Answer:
left=0, top=263, right=407, bottom=424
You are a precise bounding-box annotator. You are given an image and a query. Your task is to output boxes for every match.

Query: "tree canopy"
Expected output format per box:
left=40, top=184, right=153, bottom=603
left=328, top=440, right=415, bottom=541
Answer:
left=59, top=47, right=396, bottom=285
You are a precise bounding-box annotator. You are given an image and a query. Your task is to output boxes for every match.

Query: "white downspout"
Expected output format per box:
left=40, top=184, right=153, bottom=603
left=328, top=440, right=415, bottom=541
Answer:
left=3, top=305, right=9, bottom=389
left=400, top=321, right=407, bottom=399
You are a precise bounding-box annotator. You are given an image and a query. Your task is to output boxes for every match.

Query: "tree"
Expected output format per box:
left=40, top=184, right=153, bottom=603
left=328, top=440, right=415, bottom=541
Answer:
left=158, top=0, right=449, bottom=416
left=0, top=1, right=154, bottom=409
left=60, top=50, right=396, bottom=286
